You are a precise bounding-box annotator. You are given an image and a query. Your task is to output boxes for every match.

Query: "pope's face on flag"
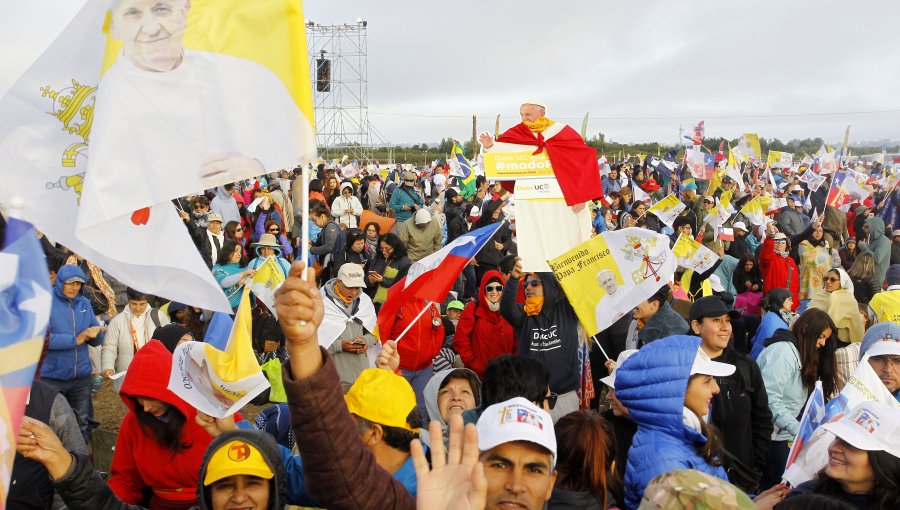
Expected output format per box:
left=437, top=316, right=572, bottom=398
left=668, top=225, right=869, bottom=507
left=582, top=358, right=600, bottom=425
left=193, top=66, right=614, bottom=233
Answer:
left=110, top=0, right=190, bottom=72
left=597, top=270, right=618, bottom=296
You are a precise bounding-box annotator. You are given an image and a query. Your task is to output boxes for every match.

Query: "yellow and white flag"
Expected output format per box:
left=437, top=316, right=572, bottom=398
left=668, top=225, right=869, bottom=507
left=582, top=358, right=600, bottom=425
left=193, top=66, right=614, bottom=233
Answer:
left=250, top=256, right=286, bottom=318
left=672, top=233, right=720, bottom=274
left=740, top=196, right=769, bottom=225
left=767, top=151, right=794, bottom=169
left=0, top=0, right=231, bottom=311
left=548, top=227, right=676, bottom=336
left=78, top=0, right=317, bottom=227
left=168, top=289, right=269, bottom=418
left=647, top=194, right=686, bottom=228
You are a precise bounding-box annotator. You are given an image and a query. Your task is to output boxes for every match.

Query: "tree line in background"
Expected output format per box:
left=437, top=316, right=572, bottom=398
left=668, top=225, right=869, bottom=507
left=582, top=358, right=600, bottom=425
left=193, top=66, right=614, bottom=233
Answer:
left=337, top=134, right=900, bottom=165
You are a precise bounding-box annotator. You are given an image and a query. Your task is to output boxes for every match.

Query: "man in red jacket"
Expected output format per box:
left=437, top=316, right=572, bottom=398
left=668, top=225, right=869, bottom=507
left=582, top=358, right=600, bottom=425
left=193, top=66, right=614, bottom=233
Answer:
left=758, top=226, right=800, bottom=311
left=380, top=297, right=444, bottom=418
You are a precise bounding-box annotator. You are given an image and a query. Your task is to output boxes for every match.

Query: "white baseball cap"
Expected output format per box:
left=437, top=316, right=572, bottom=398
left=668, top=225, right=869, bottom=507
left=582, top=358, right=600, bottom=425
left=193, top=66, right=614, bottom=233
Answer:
left=336, top=263, right=366, bottom=288
left=690, top=349, right=736, bottom=377
left=600, top=349, right=638, bottom=389
left=477, top=397, right=557, bottom=468
left=414, top=209, right=432, bottom=225
left=732, top=221, right=748, bottom=232
left=822, top=401, right=900, bottom=460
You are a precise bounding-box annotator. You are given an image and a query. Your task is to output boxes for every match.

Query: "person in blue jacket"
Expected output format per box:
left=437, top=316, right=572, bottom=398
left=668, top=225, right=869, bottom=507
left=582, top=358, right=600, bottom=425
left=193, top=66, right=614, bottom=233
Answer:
left=614, top=335, right=734, bottom=510
left=749, top=288, right=795, bottom=359
left=42, top=264, right=106, bottom=444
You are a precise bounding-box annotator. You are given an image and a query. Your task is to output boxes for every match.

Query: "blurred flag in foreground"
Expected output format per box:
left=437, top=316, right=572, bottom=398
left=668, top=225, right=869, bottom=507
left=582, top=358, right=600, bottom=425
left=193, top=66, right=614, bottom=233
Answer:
left=673, top=233, right=719, bottom=274
left=0, top=217, right=52, bottom=504
left=169, top=289, right=268, bottom=418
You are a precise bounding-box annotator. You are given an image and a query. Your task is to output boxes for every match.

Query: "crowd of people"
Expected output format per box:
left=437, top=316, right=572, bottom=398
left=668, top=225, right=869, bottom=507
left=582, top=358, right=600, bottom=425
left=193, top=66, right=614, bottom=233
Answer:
left=7, top=136, right=900, bottom=510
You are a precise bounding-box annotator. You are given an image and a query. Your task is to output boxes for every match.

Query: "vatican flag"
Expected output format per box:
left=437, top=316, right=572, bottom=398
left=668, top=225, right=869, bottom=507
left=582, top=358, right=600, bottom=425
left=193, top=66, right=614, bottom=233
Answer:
left=647, top=194, right=686, bottom=228
left=169, top=288, right=269, bottom=418
left=672, top=234, right=720, bottom=274
left=548, top=228, right=676, bottom=336
left=78, top=0, right=317, bottom=227
left=0, top=0, right=232, bottom=312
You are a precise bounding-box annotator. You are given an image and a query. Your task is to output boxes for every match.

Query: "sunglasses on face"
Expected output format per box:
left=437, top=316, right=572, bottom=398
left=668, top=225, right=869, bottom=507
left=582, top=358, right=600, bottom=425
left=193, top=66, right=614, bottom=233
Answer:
left=485, top=284, right=503, bottom=292
left=523, top=279, right=542, bottom=288
left=536, top=392, right=558, bottom=410
left=269, top=229, right=280, bottom=233
left=235, top=227, right=244, bottom=232
left=825, top=276, right=840, bottom=283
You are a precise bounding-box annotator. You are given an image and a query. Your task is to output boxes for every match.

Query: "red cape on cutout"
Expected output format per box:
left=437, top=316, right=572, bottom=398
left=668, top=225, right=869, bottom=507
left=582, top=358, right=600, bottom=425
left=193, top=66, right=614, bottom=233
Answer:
left=496, top=123, right=603, bottom=205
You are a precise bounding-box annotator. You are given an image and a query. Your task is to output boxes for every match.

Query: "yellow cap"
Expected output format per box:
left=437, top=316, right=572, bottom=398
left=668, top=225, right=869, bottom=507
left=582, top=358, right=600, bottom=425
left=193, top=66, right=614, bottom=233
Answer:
left=344, top=368, right=418, bottom=432
left=203, top=440, right=274, bottom=486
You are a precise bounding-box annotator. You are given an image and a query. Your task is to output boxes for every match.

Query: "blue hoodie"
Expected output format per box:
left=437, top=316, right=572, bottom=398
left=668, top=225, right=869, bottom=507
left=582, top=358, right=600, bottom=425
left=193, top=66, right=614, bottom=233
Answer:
left=41, top=265, right=105, bottom=380
left=614, top=335, right=728, bottom=509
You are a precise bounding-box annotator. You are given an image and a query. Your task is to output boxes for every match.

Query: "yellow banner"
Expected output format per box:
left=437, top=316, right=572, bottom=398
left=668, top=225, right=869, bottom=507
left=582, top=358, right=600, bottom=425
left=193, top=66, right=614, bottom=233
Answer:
left=548, top=234, right=619, bottom=335
left=483, top=150, right=555, bottom=180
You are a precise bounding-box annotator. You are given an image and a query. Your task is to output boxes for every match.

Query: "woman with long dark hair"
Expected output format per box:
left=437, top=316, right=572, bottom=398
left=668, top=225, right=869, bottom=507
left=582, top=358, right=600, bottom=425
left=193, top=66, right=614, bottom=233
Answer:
left=109, top=340, right=224, bottom=509
left=846, top=252, right=879, bottom=305
left=757, top=308, right=840, bottom=489
left=549, top=410, right=622, bottom=509
left=223, top=220, right=246, bottom=248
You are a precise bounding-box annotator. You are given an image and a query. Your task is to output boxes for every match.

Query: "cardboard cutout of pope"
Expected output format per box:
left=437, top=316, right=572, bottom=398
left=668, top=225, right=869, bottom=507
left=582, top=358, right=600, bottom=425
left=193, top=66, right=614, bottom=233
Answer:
left=79, top=0, right=317, bottom=227
left=480, top=102, right=602, bottom=272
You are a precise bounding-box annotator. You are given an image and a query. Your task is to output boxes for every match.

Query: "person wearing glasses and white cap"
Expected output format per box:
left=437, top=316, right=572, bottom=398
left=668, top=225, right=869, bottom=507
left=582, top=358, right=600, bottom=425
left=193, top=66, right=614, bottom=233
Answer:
left=858, top=322, right=900, bottom=401
left=613, top=335, right=736, bottom=510
left=785, top=400, right=900, bottom=509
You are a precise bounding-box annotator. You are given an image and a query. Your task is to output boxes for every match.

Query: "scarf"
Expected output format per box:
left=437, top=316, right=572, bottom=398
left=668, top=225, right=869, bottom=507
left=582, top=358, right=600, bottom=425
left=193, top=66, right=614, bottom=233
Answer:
left=524, top=117, right=554, bottom=133
left=524, top=296, right=544, bottom=316
left=682, top=407, right=704, bottom=434
left=334, top=284, right=354, bottom=304
left=86, top=261, right=117, bottom=318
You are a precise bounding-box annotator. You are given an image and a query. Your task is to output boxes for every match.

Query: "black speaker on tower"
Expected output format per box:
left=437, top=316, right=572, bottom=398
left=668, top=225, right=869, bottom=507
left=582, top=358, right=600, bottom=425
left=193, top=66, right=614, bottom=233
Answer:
left=316, top=56, right=331, bottom=92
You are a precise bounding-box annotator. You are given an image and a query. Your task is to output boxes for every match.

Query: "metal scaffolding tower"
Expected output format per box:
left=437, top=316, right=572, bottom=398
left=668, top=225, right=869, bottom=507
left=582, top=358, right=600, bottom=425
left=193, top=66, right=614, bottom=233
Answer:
left=306, top=18, right=385, bottom=163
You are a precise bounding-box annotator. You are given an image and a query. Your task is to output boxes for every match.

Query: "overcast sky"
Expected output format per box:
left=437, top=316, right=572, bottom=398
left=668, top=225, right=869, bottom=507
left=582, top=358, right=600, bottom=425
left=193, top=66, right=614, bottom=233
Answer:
left=4, top=0, right=899, bottom=147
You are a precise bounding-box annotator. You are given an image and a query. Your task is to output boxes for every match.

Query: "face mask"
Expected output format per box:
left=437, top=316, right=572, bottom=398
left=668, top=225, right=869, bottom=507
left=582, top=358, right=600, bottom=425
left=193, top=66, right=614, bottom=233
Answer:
left=524, top=296, right=544, bottom=316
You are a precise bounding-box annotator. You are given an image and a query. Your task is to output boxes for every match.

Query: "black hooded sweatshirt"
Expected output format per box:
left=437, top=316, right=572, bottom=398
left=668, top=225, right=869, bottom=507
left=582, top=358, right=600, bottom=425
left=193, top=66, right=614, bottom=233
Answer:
left=500, top=273, right=580, bottom=393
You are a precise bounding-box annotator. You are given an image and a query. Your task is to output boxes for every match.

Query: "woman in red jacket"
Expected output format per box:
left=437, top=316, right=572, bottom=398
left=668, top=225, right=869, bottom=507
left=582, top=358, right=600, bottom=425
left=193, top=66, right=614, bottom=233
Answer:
left=109, top=340, right=218, bottom=510
left=452, top=270, right=517, bottom=379
left=758, top=224, right=800, bottom=311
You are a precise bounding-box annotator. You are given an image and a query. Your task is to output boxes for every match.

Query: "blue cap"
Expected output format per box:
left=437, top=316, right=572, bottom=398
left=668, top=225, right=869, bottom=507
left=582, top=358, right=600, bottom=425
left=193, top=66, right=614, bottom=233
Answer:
left=789, top=194, right=801, bottom=202
left=860, top=322, right=900, bottom=360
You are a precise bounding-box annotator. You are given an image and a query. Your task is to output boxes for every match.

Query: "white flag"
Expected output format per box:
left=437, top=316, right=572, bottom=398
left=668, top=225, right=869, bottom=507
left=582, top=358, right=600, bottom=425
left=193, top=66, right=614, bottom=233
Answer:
left=0, top=0, right=231, bottom=312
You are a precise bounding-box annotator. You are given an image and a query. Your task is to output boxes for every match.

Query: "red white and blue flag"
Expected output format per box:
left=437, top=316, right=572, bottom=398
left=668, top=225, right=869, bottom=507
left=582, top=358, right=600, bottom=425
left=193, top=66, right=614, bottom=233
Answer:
left=827, top=171, right=871, bottom=212
left=377, top=222, right=502, bottom=332
left=0, top=217, right=52, bottom=503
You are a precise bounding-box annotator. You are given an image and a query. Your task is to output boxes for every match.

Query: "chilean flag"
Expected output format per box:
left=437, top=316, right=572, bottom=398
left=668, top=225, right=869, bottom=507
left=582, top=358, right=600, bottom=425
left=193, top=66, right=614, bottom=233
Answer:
left=377, top=222, right=502, bottom=334
left=0, top=217, right=52, bottom=503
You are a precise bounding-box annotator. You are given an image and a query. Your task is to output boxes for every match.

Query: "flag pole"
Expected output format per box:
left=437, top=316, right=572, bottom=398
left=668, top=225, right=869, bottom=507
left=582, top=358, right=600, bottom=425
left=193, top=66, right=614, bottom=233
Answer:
left=300, top=164, right=310, bottom=325
left=592, top=336, right=610, bottom=361
left=393, top=300, right=432, bottom=343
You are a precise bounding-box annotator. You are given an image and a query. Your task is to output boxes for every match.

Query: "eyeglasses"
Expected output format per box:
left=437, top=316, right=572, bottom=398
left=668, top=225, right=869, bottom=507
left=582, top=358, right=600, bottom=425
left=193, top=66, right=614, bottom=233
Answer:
left=536, top=392, right=558, bottom=410
left=269, top=229, right=280, bottom=233
left=485, top=284, right=503, bottom=292
left=234, top=227, right=244, bottom=232
left=523, top=279, right=542, bottom=288
left=774, top=239, right=787, bottom=244
left=825, top=276, right=840, bottom=283
left=194, top=205, right=207, bottom=210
